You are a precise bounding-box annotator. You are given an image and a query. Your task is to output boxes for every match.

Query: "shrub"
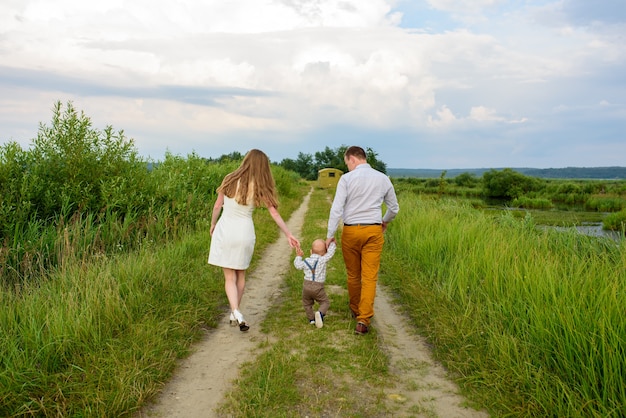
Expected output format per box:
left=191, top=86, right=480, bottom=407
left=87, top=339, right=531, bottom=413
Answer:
left=603, top=210, right=626, bottom=232
left=26, top=101, right=143, bottom=221
left=482, top=168, right=540, bottom=199
left=584, top=196, right=625, bottom=212
left=0, top=103, right=229, bottom=285
left=454, top=172, right=479, bottom=188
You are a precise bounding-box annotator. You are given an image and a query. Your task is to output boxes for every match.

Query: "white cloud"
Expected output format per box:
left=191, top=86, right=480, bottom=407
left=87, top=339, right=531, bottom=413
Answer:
left=0, top=0, right=624, bottom=168
left=425, top=0, right=501, bottom=14
left=427, top=105, right=457, bottom=127
left=469, top=106, right=502, bottom=122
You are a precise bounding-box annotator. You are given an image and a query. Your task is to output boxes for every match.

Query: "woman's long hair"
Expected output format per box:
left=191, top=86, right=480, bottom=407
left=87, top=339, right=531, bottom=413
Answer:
left=217, top=149, right=279, bottom=207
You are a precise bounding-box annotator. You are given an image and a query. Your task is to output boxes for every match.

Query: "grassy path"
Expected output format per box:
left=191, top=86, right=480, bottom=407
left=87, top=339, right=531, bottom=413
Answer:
left=137, top=189, right=312, bottom=417
left=138, top=187, right=488, bottom=417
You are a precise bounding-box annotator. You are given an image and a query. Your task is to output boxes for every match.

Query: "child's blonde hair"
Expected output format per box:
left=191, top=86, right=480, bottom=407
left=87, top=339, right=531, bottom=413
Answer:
left=311, top=239, right=327, bottom=255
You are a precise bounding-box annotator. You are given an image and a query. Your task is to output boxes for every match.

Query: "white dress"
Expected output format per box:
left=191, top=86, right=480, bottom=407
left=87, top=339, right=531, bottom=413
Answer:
left=208, top=195, right=256, bottom=269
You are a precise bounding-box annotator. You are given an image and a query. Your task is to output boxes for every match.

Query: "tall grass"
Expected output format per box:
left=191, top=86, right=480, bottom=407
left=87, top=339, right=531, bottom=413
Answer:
left=585, top=196, right=626, bottom=212
left=382, top=194, right=626, bottom=416
left=0, top=180, right=308, bottom=416
left=0, top=102, right=247, bottom=285
left=1, top=143, right=300, bottom=287
left=0, top=231, right=218, bottom=416
left=510, top=196, right=554, bottom=210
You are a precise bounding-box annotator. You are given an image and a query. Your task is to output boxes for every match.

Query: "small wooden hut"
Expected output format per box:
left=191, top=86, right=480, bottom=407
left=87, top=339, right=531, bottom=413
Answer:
left=317, top=168, right=343, bottom=189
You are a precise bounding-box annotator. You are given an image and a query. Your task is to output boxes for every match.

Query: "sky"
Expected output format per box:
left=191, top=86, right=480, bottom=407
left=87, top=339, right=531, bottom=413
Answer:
left=1, top=0, right=625, bottom=169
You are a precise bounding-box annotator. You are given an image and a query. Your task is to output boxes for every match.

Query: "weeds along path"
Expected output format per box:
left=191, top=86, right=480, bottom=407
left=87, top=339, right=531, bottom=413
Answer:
left=137, top=189, right=312, bottom=418
left=138, top=187, right=487, bottom=417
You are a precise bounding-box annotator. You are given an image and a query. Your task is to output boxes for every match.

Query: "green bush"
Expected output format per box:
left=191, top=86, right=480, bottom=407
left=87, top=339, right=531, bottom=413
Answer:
left=453, top=172, right=479, bottom=188
left=603, top=210, right=626, bottom=232
left=26, top=101, right=144, bottom=220
left=482, top=168, right=540, bottom=199
left=584, top=196, right=626, bottom=212
left=1, top=102, right=243, bottom=285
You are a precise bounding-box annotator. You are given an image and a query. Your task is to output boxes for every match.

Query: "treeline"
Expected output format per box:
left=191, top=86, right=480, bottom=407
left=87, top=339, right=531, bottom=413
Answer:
left=0, top=101, right=300, bottom=286
left=276, top=146, right=387, bottom=180
left=395, top=168, right=626, bottom=231
left=389, top=166, right=626, bottom=179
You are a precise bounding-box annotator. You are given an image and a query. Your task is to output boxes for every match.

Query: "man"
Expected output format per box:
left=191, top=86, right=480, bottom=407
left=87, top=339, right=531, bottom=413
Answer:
left=326, top=146, right=399, bottom=335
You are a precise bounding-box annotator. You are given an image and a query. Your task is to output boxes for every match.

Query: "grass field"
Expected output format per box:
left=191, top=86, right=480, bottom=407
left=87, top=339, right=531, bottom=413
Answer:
left=382, top=194, right=626, bottom=417
left=2, top=183, right=624, bottom=416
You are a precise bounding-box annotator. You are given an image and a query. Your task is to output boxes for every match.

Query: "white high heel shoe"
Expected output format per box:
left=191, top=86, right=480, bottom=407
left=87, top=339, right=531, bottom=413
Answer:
left=233, top=309, right=249, bottom=332
left=229, top=312, right=237, bottom=326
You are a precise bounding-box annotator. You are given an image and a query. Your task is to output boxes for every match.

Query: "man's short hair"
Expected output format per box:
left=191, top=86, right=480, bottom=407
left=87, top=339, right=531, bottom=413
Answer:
left=344, top=146, right=366, bottom=160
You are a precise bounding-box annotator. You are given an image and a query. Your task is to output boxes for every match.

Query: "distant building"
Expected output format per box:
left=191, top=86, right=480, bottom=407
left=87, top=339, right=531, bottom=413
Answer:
left=317, top=168, right=343, bottom=189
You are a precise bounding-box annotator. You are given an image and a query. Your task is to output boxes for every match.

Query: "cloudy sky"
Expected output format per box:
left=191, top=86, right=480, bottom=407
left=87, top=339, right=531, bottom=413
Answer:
left=1, top=0, right=625, bottom=169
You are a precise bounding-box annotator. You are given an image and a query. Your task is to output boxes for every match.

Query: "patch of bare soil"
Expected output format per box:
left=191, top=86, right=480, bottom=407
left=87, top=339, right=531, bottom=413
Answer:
left=373, top=287, right=488, bottom=417
left=137, top=190, right=488, bottom=417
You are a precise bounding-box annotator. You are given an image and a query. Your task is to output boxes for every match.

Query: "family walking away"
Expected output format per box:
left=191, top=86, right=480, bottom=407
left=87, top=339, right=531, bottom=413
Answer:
left=208, top=149, right=300, bottom=332
left=326, top=146, right=399, bottom=335
left=294, top=238, right=337, bottom=328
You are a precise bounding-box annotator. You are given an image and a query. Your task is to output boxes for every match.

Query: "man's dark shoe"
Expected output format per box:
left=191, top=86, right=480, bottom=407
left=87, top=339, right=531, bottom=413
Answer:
left=355, top=322, right=368, bottom=335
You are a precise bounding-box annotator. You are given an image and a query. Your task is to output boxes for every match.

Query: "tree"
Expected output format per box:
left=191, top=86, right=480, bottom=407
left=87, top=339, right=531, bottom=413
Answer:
left=364, top=147, right=387, bottom=174
left=482, top=168, right=538, bottom=199
left=278, top=145, right=388, bottom=179
left=295, top=152, right=317, bottom=180
left=216, top=151, right=244, bottom=163
left=314, top=146, right=343, bottom=170
left=454, top=172, right=479, bottom=188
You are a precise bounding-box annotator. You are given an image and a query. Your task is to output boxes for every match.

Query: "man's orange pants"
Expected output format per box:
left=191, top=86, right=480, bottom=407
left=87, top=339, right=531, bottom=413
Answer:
left=341, top=225, right=384, bottom=326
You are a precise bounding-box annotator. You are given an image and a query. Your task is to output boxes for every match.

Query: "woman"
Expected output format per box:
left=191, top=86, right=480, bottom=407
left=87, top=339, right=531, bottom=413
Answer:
left=208, top=149, right=300, bottom=331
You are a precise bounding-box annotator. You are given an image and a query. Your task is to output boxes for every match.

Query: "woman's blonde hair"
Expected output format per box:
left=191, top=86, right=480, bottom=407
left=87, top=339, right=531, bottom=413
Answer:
left=217, top=149, right=279, bottom=207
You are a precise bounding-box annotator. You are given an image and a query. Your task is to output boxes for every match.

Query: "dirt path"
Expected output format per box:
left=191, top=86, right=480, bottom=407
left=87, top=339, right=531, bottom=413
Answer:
left=138, top=190, right=488, bottom=417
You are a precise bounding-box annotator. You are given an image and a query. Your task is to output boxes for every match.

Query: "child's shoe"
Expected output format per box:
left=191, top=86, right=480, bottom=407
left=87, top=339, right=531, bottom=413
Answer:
left=314, top=311, right=324, bottom=328
left=309, top=319, right=315, bottom=325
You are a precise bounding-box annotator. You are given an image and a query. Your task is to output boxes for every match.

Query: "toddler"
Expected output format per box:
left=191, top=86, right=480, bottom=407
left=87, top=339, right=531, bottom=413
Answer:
left=294, top=239, right=336, bottom=328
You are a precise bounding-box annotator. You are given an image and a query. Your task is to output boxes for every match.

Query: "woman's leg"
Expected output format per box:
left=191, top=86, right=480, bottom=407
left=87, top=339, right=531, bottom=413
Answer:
left=224, top=268, right=249, bottom=331
left=223, top=268, right=247, bottom=310
left=223, top=268, right=239, bottom=311
left=235, top=269, right=246, bottom=307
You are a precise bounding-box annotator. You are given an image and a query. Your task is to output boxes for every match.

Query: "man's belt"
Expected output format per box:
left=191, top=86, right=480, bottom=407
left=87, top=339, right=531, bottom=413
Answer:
left=343, top=223, right=381, bottom=226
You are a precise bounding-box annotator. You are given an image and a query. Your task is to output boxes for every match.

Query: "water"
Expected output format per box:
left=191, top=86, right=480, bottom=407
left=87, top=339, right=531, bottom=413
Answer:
left=541, top=223, right=623, bottom=242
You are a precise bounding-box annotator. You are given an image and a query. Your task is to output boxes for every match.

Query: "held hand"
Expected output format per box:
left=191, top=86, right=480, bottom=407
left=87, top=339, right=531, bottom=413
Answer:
left=382, top=221, right=388, bottom=233
left=287, top=235, right=300, bottom=249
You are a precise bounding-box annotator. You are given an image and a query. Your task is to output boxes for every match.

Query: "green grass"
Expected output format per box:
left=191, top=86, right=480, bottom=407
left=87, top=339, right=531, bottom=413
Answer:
left=0, top=182, right=309, bottom=417
left=381, top=194, right=626, bottom=417
left=480, top=206, right=606, bottom=226
left=0, top=228, right=223, bottom=416
left=4, top=181, right=625, bottom=416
